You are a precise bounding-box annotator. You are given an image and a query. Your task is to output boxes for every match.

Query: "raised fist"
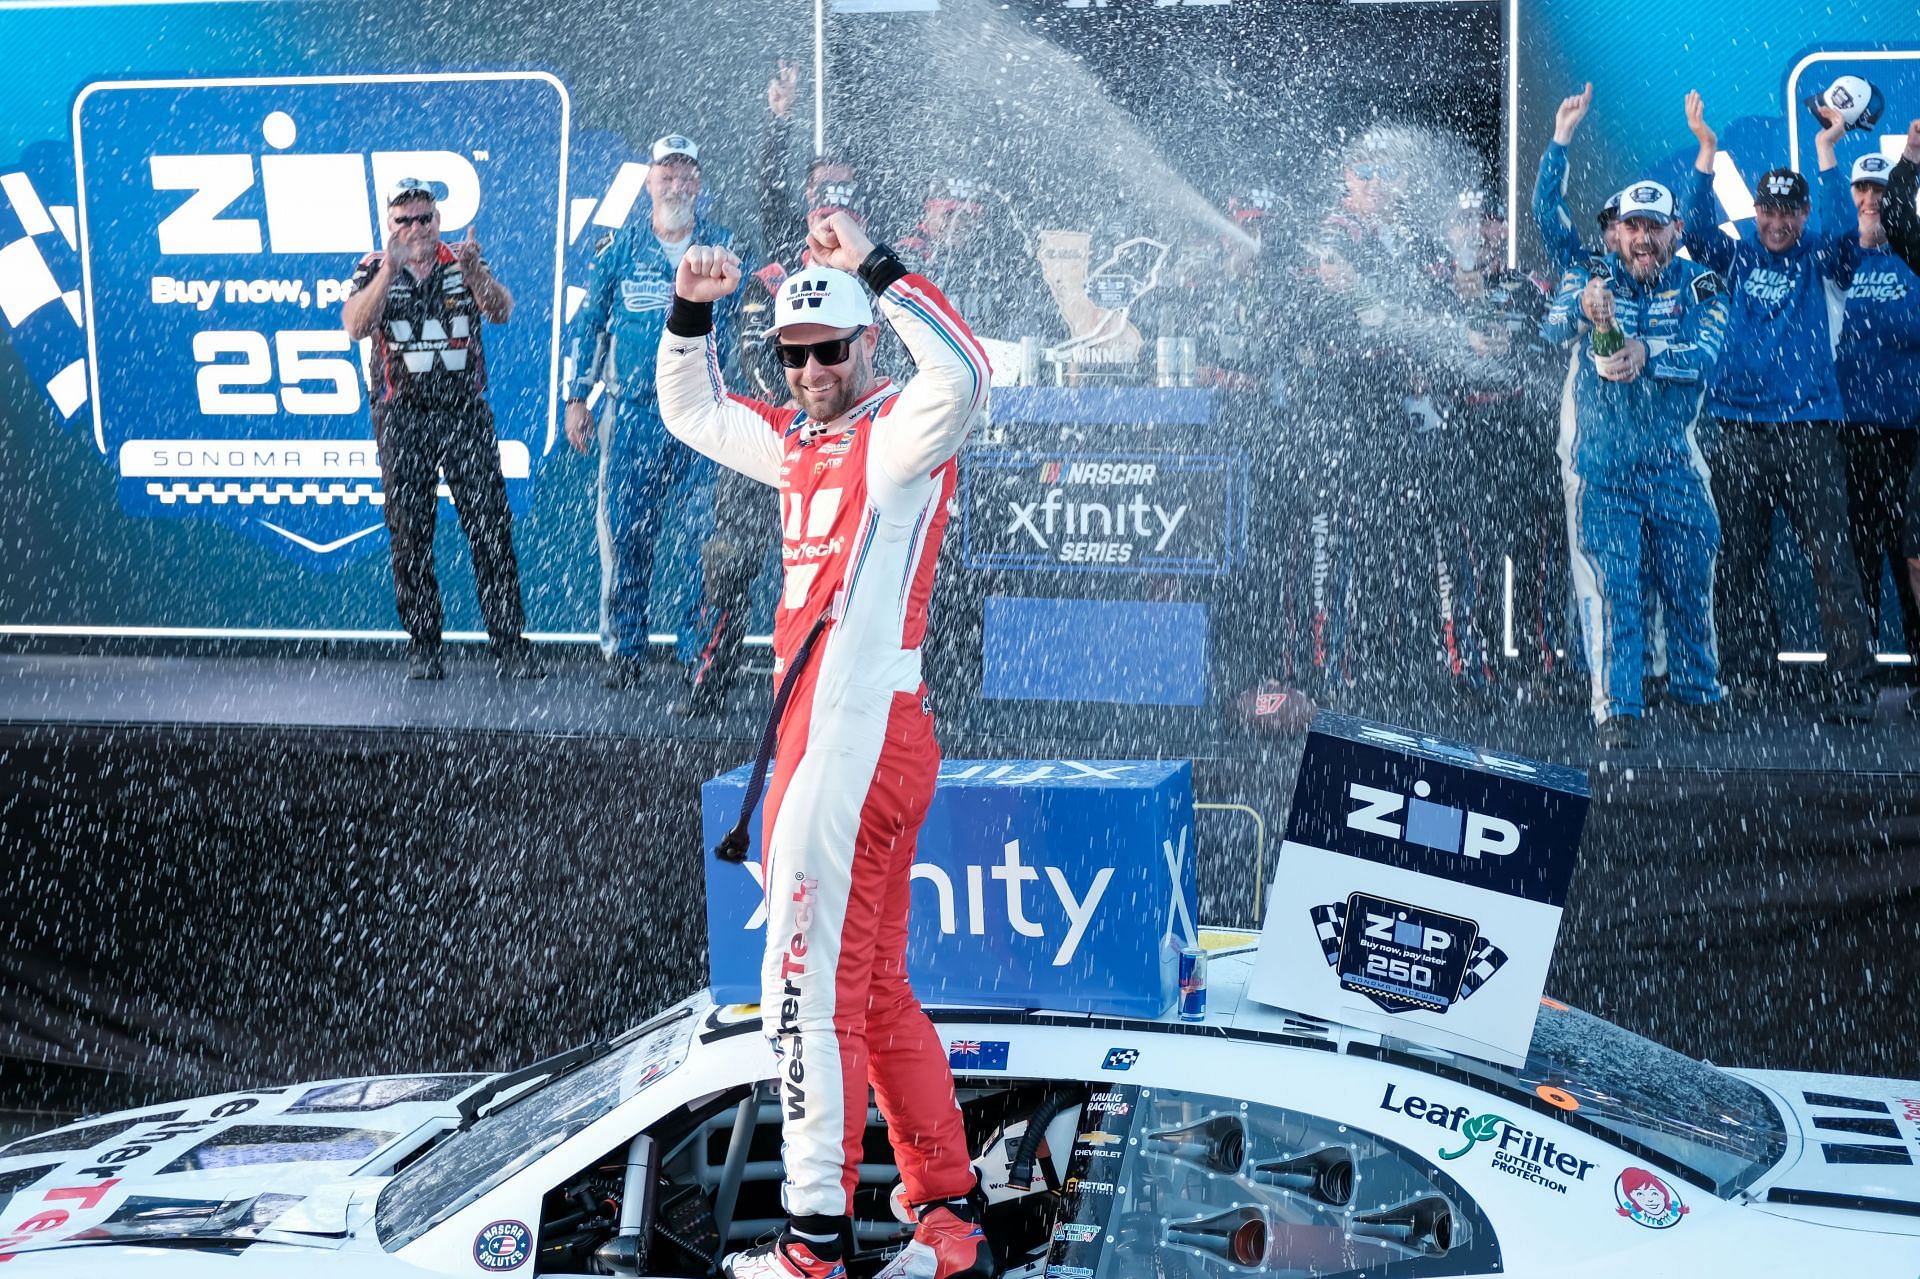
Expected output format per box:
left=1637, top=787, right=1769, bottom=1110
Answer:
left=676, top=245, right=743, bottom=304
left=805, top=210, right=876, bottom=273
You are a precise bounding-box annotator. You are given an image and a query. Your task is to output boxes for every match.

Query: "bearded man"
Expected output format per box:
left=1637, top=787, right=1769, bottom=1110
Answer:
left=562, top=134, right=751, bottom=685
left=1541, top=180, right=1731, bottom=749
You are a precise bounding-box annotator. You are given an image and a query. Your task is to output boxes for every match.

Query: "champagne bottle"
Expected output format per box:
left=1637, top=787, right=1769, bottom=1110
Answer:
left=1586, top=254, right=1624, bottom=357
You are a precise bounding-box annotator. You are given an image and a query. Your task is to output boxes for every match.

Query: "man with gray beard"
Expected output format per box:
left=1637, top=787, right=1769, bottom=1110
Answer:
left=563, top=135, right=750, bottom=686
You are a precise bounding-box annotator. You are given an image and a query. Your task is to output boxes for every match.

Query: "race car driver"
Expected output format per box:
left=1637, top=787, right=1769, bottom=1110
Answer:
left=341, top=177, right=542, bottom=680
left=563, top=134, right=750, bottom=688
left=656, top=212, right=993, bottom=1279
left=1541, top=180, right=1731, bottom=749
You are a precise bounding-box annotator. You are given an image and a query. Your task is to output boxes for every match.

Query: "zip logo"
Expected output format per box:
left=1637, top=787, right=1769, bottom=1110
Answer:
left=1345, top=780, right=1520, bottom=859
left=145, top=110, right=483, bottom=256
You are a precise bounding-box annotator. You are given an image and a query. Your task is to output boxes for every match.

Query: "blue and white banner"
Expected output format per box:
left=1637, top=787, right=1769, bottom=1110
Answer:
left=73, top=72, right=568, bottom=569
left=1250, top=714, right=1589, bottom=1067
left=703, top=758, right=1197, bottom=1017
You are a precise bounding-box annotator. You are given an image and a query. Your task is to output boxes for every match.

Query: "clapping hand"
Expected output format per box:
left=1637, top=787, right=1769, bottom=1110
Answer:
left=455, top=224, right=482, bottom=273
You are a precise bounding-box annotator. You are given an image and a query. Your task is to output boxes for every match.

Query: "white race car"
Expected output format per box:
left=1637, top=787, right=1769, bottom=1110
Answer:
left=3, top=937, right=1917, bottom=1278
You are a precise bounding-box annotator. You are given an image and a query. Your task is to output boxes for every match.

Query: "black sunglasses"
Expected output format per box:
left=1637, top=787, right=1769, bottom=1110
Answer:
left=392, top=212, right=434, bottom=227
left=775, top=327, right=865, bottom=369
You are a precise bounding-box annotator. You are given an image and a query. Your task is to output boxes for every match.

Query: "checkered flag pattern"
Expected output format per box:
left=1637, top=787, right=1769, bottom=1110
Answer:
left=1459, top=938, right=1508, bottom=1000
left=0, top=167, right=86, bottom=419
left=1310, top=902, right=1346, bottom=968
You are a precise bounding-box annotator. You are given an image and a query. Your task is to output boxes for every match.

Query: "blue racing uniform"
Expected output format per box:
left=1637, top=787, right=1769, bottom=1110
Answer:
left=564, top=212, right=749, bottom=659
left=1532, top=140, right=1589, bottom=276
left=1543, top=252, right=1730, bottom=722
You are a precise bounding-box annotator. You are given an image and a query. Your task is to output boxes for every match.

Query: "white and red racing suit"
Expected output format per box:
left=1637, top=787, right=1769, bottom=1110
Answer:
left=656, top=254, right=989, bottom=1221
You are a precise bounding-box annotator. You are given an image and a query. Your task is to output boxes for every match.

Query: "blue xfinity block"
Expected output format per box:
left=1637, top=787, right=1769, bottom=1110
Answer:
left=702, top=759, right=1196, bottom=1017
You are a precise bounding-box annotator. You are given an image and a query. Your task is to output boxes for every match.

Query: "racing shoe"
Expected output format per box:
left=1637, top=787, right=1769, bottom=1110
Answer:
left=1821, top=681, right=1878, bottom=724
left=1595, top=714, right=1641, bottom=752
left=495, top=644, right=548, bottom=680
left=875, top=1204, right=996, bottom=1279
left=722, top=1235, right=846, bottom=1279
left=405, top=644, right=445, bottom=681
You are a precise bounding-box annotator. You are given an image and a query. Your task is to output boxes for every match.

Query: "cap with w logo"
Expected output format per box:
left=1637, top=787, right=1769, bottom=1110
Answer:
left=770, top=265, right=873, bottom=334
left=1752, top=167, right=1810, bottom=210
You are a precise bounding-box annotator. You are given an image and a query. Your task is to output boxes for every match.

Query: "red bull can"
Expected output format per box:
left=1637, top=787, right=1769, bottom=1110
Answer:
left=1178, top=946, right=1207, bottom=1022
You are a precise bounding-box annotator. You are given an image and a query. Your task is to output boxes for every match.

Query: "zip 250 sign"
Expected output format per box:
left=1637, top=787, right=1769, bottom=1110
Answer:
left=73, top=73, right=567, bottom=567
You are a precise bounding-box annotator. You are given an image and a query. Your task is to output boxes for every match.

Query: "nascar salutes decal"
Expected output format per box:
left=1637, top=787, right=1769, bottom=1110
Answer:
left=1616, top=1167, right=1688, bottom=1229
left=474, top=1218, right=532, bottom=1271
left=1379, top=1083, right=1597, bottom=1193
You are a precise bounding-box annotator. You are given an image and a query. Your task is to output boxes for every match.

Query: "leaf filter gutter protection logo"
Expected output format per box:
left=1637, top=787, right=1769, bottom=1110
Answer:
left=1380, top=1084, right=1596, bottom=1194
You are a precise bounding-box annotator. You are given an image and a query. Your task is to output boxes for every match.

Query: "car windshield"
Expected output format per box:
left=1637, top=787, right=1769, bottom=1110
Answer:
left=1384, top=1000, right=1786, bottom=1196
left=374, top=1004, right=696, bottom=1250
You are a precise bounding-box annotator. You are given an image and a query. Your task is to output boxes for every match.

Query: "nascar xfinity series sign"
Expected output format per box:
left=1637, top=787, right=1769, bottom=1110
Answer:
left=1249, top=714, right=1588, bottom=1066
left=702, top=759, right=1197, bottom=1017
left=961, top=449, right=1244, bottom=574
left=73, top=73, right=567, bottom=567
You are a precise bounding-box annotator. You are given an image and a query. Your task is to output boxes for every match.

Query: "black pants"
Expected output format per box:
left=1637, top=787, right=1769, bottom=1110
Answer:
left=1705, top=419, right=1871, bottom=687
left=1840, top=423, right=1920, bottom=659
left=687, top=464, right=776, bottom=694
left=373, top=398, right=527, bottom=651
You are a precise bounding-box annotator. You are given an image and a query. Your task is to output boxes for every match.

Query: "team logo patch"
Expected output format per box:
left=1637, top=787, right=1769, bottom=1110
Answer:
left=473, top=1219, right=532, bottom=1271
left=785, top=277, right=831, bottom=309
left=1629, top=185, right=1661, bottom=204
left=1102, top=1046, right=1140, bottom=1071
left=1615, top=1168, right=1687, bottom=1229
left=1690, top=271, right=1725, bottom=304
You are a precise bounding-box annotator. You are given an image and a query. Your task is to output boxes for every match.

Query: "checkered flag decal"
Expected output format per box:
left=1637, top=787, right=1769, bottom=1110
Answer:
left=0, top=167, right=86, bottom=420
left=1310, top=902, right=1346, bottom=968
left=1459, top=938, right=1508, bottom=1000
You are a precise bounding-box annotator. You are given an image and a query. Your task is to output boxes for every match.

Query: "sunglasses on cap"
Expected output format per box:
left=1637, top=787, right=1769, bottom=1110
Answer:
left=775, top=327, right=866, bottom=369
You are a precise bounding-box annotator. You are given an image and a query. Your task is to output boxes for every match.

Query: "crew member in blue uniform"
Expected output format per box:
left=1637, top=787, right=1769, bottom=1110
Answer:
left=1836, top=152, right=1920, bottom=666
left=1681, top=92, right=1875, bottom=721
left=1541, top=181, right=1730, bottom=750
left=563, top=134, right=750, bottom=687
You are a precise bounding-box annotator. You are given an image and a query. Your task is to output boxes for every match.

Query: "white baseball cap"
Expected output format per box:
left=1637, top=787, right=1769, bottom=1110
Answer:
left=1615, top=181, right=1676, bottom=225
left=651, top=134, right=699, bottom=164
left=385, top=176, right=445, bottom=205
left=769, top=266, right=873, bottom=334
left=1852, top=153, right=1893, bottom=186
left=1806, top=75, right=1886, bottom=132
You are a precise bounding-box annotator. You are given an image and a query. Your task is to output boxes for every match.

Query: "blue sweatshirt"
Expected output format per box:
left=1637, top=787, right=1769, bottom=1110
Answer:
left=1681, top=167, right=1860, bottom=423
left=1838, top=242, right=1920, bottom=427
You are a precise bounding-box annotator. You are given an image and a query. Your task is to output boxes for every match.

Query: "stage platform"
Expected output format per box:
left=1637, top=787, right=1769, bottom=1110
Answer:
left=3, top=645, right=1918, bottom=1131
